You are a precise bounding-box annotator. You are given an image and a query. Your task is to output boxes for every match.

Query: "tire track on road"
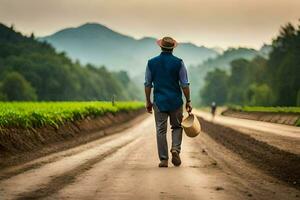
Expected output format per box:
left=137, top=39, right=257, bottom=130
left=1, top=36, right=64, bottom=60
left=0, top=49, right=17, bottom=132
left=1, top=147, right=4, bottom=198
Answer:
left=0, top=129, right=131, bottom=181
left=15, top=138, right=138, bottom=200
left=0, top=117, right=152, bottom=200
left=198, top=117, right=300, bottom=189
left=0, top=113, right=148, bottom=180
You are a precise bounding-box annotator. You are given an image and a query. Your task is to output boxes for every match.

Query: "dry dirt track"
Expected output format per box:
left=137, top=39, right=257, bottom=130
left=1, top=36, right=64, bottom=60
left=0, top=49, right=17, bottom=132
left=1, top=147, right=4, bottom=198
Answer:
left=0, top=115, right=299, bottom=200
left=194, top=110, right=300, bottom=155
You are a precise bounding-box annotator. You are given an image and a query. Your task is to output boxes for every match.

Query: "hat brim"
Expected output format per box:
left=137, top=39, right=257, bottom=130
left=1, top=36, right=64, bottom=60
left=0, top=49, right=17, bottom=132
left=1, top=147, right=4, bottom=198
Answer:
left=157, top=39, right=178, bottom=49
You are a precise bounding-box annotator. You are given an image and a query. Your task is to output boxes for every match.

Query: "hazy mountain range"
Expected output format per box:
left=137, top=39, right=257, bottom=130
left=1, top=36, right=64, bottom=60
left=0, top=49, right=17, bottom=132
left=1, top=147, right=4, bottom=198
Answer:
left=40, top=23, right=219, bottom=76
left=40, top=22, right=272, bottom=103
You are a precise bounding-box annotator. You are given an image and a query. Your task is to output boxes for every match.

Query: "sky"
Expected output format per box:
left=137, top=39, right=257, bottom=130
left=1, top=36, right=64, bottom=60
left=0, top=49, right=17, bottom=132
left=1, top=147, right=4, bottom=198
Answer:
left=0, top=0, right=299, bottom=49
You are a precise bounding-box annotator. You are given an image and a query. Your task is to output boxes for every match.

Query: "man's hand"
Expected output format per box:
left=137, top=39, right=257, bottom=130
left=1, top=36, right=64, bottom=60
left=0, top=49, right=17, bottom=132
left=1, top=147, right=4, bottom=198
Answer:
left=146, top=101, right=153, bottom=114
left=185, top=101, right=192, bottom=113
left=182, top=87, right=192, bottom=113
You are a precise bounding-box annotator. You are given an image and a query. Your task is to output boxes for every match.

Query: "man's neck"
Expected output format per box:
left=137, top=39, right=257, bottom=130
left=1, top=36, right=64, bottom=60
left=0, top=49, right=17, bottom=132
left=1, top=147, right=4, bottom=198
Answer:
left=161, top=51, right=173, bottom=55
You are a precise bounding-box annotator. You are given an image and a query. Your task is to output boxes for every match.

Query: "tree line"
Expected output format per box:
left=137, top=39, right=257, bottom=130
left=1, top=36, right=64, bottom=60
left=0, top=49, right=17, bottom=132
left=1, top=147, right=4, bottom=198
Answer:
left=0, top=23, right=140, bottom=101
left=200, top=22, right=300, bottom=106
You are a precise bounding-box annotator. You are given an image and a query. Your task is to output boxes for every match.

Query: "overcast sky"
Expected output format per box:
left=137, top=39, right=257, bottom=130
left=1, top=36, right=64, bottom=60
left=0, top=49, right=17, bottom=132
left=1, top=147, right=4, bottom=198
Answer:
left=0, top=0, right=299, bottom=49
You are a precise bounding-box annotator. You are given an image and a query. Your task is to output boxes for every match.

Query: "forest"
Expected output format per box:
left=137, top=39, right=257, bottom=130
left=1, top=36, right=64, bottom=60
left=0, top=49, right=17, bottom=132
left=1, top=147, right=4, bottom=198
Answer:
left=0, top=23, right=140, bottom=101
left=200, top=22, right=300, bottom=106
left=1, top=21, right=299, bottom=107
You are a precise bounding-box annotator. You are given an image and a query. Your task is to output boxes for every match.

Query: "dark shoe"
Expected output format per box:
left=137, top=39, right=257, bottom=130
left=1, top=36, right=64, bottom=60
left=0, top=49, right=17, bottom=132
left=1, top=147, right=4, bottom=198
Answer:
left=158, top=160, right=168, bottom=168
left=171, top=150, right=181, bottom=166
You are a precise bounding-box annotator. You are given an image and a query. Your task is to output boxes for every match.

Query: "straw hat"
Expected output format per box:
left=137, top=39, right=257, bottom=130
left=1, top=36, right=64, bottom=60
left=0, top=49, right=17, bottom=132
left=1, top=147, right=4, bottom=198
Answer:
left=157, top=36, right=178, bottom=49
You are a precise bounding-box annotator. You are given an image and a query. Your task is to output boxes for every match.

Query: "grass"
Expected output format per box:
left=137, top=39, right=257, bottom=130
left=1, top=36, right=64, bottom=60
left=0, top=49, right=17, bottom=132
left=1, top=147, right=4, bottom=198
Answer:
left=229, top=105, right=300, bottom=114
left=296, top=119, right=300, bottom=127
left=228, top=105, right=300, bottom=126
left=0, top=101, right=144, bottom=129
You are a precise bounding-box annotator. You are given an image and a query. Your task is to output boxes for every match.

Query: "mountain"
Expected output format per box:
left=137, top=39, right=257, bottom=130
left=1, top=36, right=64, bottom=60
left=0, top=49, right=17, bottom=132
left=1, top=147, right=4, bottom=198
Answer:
left=197, top=47, right=259, bottom=70
left=0, top=23, right=141, bottom=101
left=39, top=23, right=272, bottom=104
left=40, top=23, right=219, bottom=76
left=212, top=47, right=224, bottom=54
left=259, top=44, right=272, bottom=58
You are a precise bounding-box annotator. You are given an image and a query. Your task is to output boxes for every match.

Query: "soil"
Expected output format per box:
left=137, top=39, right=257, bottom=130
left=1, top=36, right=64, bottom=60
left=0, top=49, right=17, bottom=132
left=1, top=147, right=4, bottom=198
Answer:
left=198, top=116, right=300, bottom=189
left=0, top=109, right=146, bottom=168
left=222, top=109, right=300, bottom=126
left=0, top=116, right=299, bottom=200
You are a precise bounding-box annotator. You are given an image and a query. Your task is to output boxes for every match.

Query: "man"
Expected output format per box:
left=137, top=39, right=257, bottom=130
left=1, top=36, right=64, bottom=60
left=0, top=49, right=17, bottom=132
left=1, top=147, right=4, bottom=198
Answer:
left=211, top=101, right=217, bottom=118
left=144, top=36, right=192, bottom=168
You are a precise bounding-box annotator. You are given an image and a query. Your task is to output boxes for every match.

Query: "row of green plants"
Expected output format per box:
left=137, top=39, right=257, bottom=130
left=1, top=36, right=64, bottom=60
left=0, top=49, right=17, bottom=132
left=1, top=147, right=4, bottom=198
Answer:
left=228, top=105, right=300, bottom=126
left=229, top=105, right=300, bottom=114
left=0, top=101, right=144, bottom=129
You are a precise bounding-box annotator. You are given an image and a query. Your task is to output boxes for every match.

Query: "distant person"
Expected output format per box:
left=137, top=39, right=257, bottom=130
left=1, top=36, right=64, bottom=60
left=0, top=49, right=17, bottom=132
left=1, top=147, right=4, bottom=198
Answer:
left=144, top=36, right=192, bottom=168
left=211, top=102, right=217, bottom=117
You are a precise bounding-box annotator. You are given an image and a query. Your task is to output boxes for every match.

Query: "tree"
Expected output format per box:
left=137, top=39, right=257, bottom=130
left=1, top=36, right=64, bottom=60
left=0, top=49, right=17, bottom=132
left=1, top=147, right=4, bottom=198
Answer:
left=227, top=59, right=250, bottom=104
left=200, top=69, right=229, bottom=105
left=30, top=33, right=35, bottom=40
left=297, top=90, right=300, bottom=106
left=199, top=21, right=300, bottom=107
left=0, top=23, right=142, bottom=101
left=0, top=82, right=7, bottom=101
left=1, top=72, right=37, bottom=101
left=247, top=84, right=275, bottom=106
left=113, top=70, right=130, bottom=87
left=267, top=22, right=300, bottom=106
left=0, top=92, right=6, bottom=101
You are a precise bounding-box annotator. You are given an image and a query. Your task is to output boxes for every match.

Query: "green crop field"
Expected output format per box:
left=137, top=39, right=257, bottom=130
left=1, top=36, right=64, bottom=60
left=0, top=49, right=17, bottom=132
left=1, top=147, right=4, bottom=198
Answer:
left=229, top=106, right=300, bottom=114
left=0, top=101, right=144, bottom=129
left=228, top=106, right=300, bottom=126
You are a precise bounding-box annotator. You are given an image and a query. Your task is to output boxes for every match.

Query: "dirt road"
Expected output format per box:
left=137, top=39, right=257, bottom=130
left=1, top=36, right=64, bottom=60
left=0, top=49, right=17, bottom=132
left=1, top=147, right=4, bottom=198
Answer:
left=197, top=110, right=300, bottom=138
left=0, top=115, right=299, bottom=200
left=194, top=110, right=300, bottom=154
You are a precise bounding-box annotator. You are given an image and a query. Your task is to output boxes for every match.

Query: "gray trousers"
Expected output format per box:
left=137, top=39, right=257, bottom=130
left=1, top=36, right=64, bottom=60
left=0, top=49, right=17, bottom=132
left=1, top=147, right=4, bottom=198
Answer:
left=153, top=104, right=183, bottom=161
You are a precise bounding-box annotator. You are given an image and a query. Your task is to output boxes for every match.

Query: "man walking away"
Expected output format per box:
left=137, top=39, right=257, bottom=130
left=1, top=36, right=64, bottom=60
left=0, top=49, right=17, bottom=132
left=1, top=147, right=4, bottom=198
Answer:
left=211, top=101, right=217, bottom=118
left=144, top=36, right=192, bottom=168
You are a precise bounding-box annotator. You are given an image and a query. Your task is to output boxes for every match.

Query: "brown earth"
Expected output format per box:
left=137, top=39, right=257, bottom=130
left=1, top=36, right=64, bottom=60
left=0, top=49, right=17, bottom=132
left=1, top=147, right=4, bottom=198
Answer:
left=0, top=109, right=146, bottom=168
left=0, top=115, right=299, bottom=200
left=222, top=109, right=300, bottom=126
left=198, top=116, right=300, bottom=189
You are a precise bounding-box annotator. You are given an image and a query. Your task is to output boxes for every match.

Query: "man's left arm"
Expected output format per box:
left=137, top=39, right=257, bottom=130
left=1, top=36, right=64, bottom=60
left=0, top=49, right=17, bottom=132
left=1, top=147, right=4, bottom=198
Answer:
left=179, top=61, right=192, bottom=113
left=144, top=64, right=153, bottom=113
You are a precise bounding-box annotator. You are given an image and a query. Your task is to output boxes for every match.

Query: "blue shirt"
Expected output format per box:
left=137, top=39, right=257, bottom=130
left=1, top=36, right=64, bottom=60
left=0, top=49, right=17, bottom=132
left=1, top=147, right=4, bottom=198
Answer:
left=144, top=58, right=189, bottom=88
left=144, top=52, right=190, bottom=112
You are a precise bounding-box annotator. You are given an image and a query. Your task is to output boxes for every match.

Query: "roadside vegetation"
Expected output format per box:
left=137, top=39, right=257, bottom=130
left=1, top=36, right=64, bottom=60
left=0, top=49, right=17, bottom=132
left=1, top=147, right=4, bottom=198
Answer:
left=297, top=119, right=300, bottom=127
left=226, top=105, right=300, bottom=126
left=0, top=101, right=144, bottom=128
left=229, top=106, right=300, bottom=114
left=200, top=21, right=300, bottom=107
